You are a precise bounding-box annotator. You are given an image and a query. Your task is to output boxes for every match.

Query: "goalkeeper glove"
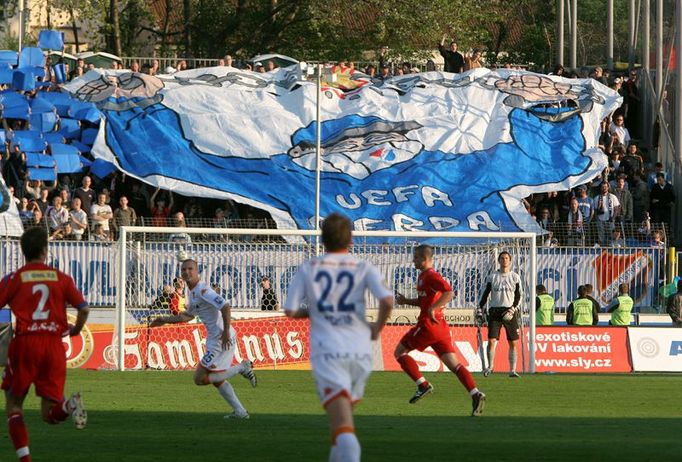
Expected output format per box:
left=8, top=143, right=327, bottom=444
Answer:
left=502, top=307, right=517, bottom=322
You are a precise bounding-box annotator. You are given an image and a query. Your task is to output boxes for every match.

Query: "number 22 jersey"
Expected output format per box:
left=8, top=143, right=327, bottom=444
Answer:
left=284, top=253, right=392, bottom=356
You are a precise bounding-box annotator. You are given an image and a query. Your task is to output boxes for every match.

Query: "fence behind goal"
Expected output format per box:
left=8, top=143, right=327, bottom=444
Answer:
left=112, top=227, right=537, bottom=373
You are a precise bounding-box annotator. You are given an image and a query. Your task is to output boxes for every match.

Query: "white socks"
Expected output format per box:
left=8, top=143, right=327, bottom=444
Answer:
left=487, top=342, right=497, bottom=370
left=329, top=433, right=360, bottom=462
left=216, top=381, right=247, bottom=415
left=509, top=347, right=517, bottom=373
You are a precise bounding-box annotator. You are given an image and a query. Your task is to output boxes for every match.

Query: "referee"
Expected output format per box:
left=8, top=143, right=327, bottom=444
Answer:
left=478, top=251, right=522, bottom=377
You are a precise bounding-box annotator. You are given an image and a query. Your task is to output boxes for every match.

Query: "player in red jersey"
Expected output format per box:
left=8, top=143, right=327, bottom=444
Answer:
left=0, top=228, right=89, bottom=462
left=395, top=244, right=486, bottom=416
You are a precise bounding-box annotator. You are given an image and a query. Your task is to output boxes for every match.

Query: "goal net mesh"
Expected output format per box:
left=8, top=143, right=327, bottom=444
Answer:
left=112, top=228, right=535, bottom=373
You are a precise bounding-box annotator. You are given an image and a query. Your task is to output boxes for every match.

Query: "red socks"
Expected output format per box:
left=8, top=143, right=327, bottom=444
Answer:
left=397, top=355, right=426, bottom=385
left=47, top=400, right=70, bottom=424
left=454, top=364, right=477, bottom=392
left=8, top=412, right=31, bottom=461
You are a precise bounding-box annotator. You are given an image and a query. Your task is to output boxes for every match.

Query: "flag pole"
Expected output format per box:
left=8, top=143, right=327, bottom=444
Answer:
left=314, top=63, right=322, bottom=256
left=18, top=0, right=25, bottom=52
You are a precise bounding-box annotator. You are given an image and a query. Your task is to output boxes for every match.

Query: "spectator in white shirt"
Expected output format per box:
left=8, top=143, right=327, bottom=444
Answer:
left=47, top=196, right=69, bottom=233
left=91, top=192, right=113, bottom=234
left=609, top=114, right=631, bottom=147
left=69, top=198, right=88, bottom=241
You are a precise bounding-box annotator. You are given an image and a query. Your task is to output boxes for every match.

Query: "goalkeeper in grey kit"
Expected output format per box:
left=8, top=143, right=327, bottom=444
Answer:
left=477, top=251, right=522, bottom=377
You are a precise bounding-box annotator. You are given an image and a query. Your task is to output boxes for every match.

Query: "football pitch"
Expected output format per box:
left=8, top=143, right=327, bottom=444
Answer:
left=6, top=370, right=681, bottom=462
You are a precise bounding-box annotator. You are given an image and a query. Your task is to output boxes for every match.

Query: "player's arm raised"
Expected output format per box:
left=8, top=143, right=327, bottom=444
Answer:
left=150, top=311, right=194, bottom=327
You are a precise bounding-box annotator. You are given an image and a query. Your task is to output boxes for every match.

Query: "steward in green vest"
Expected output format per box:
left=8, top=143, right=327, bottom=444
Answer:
left=607, top=283, right=634, bottom=326
left=567, top=285, right=599, bottom=326
left=535, top=284, right=555, bottom=326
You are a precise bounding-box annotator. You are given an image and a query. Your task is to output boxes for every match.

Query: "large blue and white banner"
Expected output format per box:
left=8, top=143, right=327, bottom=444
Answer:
left=65, top=68, right=621, bottom=233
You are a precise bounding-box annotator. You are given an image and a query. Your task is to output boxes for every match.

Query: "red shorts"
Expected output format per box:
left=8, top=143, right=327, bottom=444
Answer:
left=400, top=322, right=455, bottom=356
left=1, top=335, right=66, bottom=402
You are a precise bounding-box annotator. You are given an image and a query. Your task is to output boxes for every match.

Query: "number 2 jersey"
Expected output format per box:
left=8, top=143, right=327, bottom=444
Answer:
left=284, top=253, right=392, bottom=356
left=0, top=262, right=86, bottom=336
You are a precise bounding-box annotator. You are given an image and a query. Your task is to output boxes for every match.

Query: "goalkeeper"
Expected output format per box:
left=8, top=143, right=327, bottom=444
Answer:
left=478, top=251, right=522, bottom=378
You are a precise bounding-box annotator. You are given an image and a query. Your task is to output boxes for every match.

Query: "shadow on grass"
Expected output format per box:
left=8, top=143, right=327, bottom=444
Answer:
left=7, top=411, right=680, bottom=462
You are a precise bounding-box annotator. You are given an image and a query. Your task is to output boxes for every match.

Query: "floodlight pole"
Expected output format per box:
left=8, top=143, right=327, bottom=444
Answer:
left=314, top=63, right=322, bottom=256
left=18, top=0, right=25, bottom=52
left=607, top=0, right=614, bottom=71
left=656, top=0, right=664, bottom=101
left=556, top=0, right=564, bottom=66
left=570, top=0, right=577, bottom=69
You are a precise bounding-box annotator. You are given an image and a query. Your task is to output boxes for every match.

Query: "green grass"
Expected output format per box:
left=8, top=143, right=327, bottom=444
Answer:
left=4, top=370, right=681, bottom=461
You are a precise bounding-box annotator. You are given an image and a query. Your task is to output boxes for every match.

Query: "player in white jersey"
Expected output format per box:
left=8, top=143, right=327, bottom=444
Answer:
left=284, top=213, right=394, bottom=462
left=151, top=259, right=257, bottom=418
left=477, top=251, right=523, bottom=377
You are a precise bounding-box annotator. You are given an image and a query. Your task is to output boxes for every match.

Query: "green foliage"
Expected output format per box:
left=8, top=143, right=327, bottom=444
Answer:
left=49, top=0, right=667, bottom=68
left=7, top=370, right=681, bottom=461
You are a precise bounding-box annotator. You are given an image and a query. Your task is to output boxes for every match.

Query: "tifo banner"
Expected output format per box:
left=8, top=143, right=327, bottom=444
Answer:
left=0, top=240, right=663, bottom=309
left=379, top=326, right=631, bottom=373
left=65, top=316, right=310, bottom=371
left=628, top=327, right=682, bottom=372
left=64, top=68, right=620, bottom=234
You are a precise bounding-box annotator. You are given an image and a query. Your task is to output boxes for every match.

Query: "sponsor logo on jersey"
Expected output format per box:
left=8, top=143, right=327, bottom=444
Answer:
left=21, top=270, right=58, bottom=282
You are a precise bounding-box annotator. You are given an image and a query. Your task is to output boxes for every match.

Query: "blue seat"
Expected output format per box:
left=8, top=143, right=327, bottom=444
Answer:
left=11, top=68, right=37, bottom=92
left=27, top=167, right=57, bottom=182
left=90, top=158, right=116, bottom=178
left=0, top=50, right=18, bottom=66
left=58, top=118, right=81, bottom=139
left=30, top=96, right=56, bottom=114
left=0, top=67, right=12, bottom=85
left=12, top=131, right=46, bottom=152
left=80, top=128, right=99, bottom=145
left=44, top=132, right=65, bottom=144
left=18, top=47, right=45, bottom=68
left=69, top=140, right=90, bottom=153
left=25, top=152, right=56, bottom=168
left=50, top=143, right=79, bottom=157
left=0, top=92, right=29, bottom=119
left=39, top=91, right=73, bottom=118
left=30, top=112, right=59, bottom=132
left=51, top=144, right=83, bottom=173
left=53, top=63, right=67, bottom=83
left=38, top=30, right=65, bottom=51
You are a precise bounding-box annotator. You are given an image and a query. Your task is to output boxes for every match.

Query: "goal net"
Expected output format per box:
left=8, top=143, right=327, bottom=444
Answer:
left=113, top=227, right=537, bottom=373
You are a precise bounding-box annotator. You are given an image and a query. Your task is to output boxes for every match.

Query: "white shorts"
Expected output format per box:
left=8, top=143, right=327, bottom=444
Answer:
left=311, top=352, right=372, bottom=408
left=200, top=339, right=236, bottom=372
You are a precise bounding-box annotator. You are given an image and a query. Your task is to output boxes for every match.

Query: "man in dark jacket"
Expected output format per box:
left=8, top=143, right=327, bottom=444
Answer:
left=438, top=36, right=464, bottom=73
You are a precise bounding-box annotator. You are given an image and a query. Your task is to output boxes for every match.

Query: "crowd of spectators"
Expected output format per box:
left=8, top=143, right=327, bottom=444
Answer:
left=1, top=40, right=676, bottom=246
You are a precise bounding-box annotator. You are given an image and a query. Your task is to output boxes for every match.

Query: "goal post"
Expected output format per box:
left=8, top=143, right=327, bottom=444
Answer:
left=115, top=226, right=537, bottom=373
